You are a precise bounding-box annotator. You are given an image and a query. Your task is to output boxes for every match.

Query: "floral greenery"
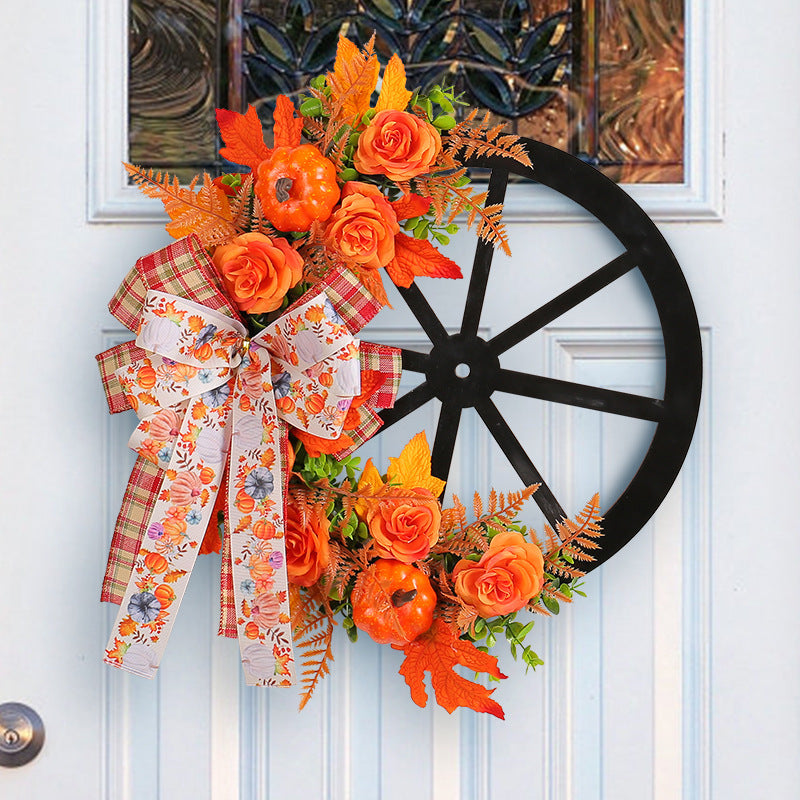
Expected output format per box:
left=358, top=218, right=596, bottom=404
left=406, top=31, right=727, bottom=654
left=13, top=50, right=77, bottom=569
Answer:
left=288, top=439, right=602, bottom=714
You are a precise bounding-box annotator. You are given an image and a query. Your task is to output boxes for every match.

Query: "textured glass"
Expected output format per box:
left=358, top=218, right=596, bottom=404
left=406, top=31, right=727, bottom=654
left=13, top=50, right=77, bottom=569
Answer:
left=129, top=0, right=226, bottom=182
left=593, top=0, right=684, bottom=182
left=129, top=0, right=684, bottom=184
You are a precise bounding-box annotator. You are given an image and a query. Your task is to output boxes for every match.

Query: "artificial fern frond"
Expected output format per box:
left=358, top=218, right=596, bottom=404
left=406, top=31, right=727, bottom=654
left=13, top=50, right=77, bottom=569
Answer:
left=124, top=165, right=237, bottom=247
left=552, top=493, right=603, bottom=561
left=445, top=110, right=533, bottom=168
left=434, top=484, right=539, bottom=557
left=416, top=174, right=511, bottom=256
left=290, top=583, right=336, bottom=710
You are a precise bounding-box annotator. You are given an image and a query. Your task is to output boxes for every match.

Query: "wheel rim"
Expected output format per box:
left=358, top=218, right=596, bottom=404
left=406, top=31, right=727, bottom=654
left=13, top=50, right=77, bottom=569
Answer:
left=376, top=139, right=702, bottom=571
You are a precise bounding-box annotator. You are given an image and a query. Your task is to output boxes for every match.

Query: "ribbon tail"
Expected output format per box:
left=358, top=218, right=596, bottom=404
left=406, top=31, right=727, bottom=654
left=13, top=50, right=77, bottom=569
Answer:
left=103, top=382, right=235, bottom=678
left=228, top=369, right=295, bottom=686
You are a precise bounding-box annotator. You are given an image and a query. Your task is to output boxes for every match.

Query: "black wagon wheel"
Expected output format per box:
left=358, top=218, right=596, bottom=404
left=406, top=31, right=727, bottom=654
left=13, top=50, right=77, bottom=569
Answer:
left=377, top=139, right=702, bottom=571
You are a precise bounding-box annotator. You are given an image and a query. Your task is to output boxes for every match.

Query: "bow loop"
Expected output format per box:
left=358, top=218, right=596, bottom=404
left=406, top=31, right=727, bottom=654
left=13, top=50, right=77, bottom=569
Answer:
left=137, top=290, right=248, bottom=370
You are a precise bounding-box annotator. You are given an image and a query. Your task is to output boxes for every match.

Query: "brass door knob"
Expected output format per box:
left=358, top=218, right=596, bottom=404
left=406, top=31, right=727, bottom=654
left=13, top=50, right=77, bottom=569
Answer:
left=0, top=703, right=44, bottom=767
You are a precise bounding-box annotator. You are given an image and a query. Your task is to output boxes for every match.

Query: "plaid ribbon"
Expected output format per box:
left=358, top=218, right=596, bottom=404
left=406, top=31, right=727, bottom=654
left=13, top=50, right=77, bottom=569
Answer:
left=98, top=235, right=401, bottom=643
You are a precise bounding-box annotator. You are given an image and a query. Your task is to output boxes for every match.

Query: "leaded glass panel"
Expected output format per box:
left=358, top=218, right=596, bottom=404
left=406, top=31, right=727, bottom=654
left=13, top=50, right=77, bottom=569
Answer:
left=128, top=0, right=684, bottom=184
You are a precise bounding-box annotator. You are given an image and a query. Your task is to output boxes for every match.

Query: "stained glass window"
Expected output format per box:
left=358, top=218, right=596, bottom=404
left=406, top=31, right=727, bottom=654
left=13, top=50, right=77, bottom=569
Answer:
left=128, top=0, right=684, bottom=184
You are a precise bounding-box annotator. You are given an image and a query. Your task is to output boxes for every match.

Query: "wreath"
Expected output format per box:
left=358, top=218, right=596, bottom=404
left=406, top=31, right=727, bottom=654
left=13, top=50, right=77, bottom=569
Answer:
left=98, top=35, right=602, bottom=719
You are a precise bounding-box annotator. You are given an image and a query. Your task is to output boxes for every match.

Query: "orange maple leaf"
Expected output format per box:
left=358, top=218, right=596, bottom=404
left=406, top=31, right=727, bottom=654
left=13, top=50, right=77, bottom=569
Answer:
left=105, top=638, right=128, bottom=664
left=386, top=233, right=463, bottom=288
left=374, top=53, right=413, bottom=113
left=354, top=457, right=386, bottom=517
left=216, top=105, right=272, bottom=171
left=391, top=193, right=432, bottom=221
left=327, top=35, right=380, bottom=122
left=273, top=95, right=304, bottom=148
left=118, top=616, right=137, bottom=637
left=351, top=370, right=385, bottom=409
left=192, top=400, right=208, bottom=420
left=395, top=619, right=507, bottom=718
left=387, top=431, right=446, bottom=497
left=163, top=569, right=188, bottom=584
left=199, top=480, right=226, bottom=554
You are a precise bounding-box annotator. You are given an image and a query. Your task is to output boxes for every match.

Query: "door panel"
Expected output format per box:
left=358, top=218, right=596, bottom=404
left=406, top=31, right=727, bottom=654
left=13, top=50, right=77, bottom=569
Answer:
left=3, top=1, right=799, bottom=798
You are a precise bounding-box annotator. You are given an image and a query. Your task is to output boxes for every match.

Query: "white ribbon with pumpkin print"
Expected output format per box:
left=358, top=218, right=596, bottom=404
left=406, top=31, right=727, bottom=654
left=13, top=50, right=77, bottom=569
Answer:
left=104, top=289, right=360, bottom=685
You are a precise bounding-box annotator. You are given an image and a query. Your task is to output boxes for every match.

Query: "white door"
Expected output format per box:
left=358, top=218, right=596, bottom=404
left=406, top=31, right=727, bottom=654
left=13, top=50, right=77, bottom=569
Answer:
left=2, top=1, right=799, bottom=798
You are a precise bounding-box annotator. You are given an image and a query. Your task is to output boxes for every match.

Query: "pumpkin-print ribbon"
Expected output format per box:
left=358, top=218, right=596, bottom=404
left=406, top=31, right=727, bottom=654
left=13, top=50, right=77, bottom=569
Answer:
left=103, top=288, right=361, bottom=685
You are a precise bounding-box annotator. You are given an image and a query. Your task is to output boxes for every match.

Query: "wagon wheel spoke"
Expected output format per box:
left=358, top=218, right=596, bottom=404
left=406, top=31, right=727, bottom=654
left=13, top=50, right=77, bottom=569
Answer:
left=396, top=283, right=449, bottom=345
left=378, top=381, right=435, bottom=429
left=430, top=402, right=462, bottom=491
left=399, top=348, right=429, bottom=374
left=372, top=141, right=702, bottom=574
left=474, top=397, right=566, bottom=527
left=494, top=370, right=666, bottom=422
left=461, top=167, right=511, bottom=338
left=488, top=251, right=638, bottom=355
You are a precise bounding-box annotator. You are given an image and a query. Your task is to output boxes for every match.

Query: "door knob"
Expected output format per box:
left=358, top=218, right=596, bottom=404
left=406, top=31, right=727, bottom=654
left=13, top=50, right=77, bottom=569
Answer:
left=0, top=703, right=44, bottom=767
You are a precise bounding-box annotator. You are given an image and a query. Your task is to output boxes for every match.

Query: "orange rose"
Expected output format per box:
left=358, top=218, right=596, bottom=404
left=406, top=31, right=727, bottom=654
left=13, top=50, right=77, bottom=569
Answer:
left=325, top=182, right=400, bottom=269
left=366, top=488, right=441, bottom=563
left=285, top=503, right=330, bottom=586
left=213, top=231, right=303, bottom=314
left=354, top=110, right=442, bottom=181
left=452, top=531, right=544, bottom=617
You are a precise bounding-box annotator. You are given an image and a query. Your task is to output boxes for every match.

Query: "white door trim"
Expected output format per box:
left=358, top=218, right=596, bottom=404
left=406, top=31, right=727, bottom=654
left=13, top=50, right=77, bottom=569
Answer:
left=86, top=0, right=723, bottom=224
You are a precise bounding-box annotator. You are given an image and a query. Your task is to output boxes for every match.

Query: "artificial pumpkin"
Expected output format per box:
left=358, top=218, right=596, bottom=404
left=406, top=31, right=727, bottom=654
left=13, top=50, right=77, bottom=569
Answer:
left=255, top=145, right=340, bottom=232
left=351, top=558, right=436, bottom=645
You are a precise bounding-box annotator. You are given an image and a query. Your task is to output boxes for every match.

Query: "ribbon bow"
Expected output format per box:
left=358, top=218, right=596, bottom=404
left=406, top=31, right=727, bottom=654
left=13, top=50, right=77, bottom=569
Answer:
left=104, top=287, right=362, bottom=685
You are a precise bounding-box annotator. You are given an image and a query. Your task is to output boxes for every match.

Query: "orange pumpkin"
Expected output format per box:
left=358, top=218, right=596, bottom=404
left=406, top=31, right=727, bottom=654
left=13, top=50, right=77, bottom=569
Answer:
left=305, top=393, right=325, bottom=414
left=235, top=489, right=256, bottom=514
left=256, top=145, right=340, bottom=232
left=154, top=583, right=175, bottom=609
left=351, top=558, right=436, bottom=645
left=137, top=364, right=156, bottom=390
left=276, top=396, right=295, bottom=414
left=245, top=621, right=260, bottom=640
left=253, top=520, right=276, bottom=540
left=143, top=552, right=169, bottom=575
left=194, top=342, right=214, bottom=361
